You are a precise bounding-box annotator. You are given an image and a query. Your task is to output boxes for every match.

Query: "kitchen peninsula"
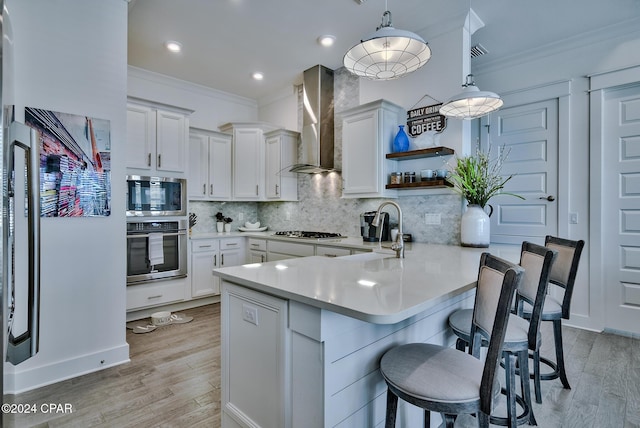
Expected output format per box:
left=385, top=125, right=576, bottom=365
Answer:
left=214, top=243, right=519, bottom=428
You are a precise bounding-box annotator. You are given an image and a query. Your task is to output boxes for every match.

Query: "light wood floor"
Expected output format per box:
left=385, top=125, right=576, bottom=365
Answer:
left=5, top=303, right=640, bottom=427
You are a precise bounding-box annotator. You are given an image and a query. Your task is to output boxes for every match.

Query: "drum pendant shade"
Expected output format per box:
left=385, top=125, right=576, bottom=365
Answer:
left=439, top=74, right=503, bottom=119
left=343, top=11, right=431, bottom=80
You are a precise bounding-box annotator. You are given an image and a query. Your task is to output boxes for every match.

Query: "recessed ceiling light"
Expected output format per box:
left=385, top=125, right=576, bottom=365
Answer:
left=318, top=35, right=336, bottom=47
left=165, top=41, right=182, bottom=53
left=252, top=72, right=264, bottom=81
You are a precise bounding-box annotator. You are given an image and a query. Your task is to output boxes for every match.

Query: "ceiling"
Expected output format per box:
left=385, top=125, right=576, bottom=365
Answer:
left=127, top=0, right=640, bottom=101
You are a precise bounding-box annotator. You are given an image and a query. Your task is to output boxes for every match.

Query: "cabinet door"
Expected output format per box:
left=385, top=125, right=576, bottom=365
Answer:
left=249, top=250, right=266, bottom=263
left=191, top=250, right=219, bottom=298
left=265, top=134, right=282, bottom=199
left=220, top=248, right=244, bottom=268
left=233, top=128, right=264, bottom=200
left=126, top=104, right=156, bottom=170
left=156, top=109, right=187, bottom=173
left=210, top=133, right=232, bottom=200
left=188, top=132, right=209, bottom=200
left=342, top=109, right=380, bottom=195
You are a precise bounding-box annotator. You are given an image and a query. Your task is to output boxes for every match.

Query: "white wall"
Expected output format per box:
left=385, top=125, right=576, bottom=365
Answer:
left=4, top=0, right=129, bottom=393
left=473, top=23, right=640, bottom=331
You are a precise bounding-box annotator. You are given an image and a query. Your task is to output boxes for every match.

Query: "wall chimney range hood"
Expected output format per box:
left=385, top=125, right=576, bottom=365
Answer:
left=290, top=65, right=337, bottom=173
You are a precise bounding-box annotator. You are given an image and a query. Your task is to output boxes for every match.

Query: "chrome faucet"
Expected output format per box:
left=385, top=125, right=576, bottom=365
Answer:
left=373, top=201, right=404, bottom=258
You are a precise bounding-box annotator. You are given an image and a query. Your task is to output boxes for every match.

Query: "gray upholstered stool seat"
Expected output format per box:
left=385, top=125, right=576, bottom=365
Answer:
left=522, top=295, right=562, bottom=319
left=381, top=343, right=501, bottom=404
left=448, top=309, right=539, bottom=350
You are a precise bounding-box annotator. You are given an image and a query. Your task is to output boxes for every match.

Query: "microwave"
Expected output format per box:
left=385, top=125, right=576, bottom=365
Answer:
left=126, top=175, right=186, bottom=217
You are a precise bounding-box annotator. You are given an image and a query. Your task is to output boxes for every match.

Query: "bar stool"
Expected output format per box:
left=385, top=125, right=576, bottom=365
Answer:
left=448, top=241, right=557, bottom=426
left=521, top=235, right=584, bottom=401
left=380, top=253, right=524, bottom=428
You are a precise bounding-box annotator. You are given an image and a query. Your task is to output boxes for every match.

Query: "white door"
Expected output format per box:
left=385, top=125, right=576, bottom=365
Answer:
left=482, top=99, right=559, bottom=244
left=602, top=83, right=640, bottom=334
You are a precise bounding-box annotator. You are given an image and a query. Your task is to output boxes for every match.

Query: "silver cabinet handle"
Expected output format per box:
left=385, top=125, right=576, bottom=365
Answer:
left=157, top=154, right=161, bottom=168
left=202, top=184, right=206, bottom=195
left=148, top=295, right=163, bottom=300
left=226, top=242, right=238, bottom=246
left=210, top=184, right=213, bottom=195
left=147, top=153, right=152, bottom=167
left=275, top=184, right=279, bottom=195
left=250, top=243, right=260, bottom=247
left=198, top=244, right=212, bottom=249
left=214, top=254, right=217, bottom=266
left=256, top=184, right=259, bottom=196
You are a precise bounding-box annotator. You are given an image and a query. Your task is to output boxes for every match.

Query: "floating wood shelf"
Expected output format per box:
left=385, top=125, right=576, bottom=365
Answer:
left=386, top=146, right=454, bottom=160
left=386, top=180, right=453, bottom=190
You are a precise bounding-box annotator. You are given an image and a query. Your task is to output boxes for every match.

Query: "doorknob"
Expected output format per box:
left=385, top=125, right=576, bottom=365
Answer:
left=539, top=195, right=555, bottom=202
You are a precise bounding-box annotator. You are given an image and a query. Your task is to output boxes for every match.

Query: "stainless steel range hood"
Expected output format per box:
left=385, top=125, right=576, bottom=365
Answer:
left=290, top=65, right=337, bottom=173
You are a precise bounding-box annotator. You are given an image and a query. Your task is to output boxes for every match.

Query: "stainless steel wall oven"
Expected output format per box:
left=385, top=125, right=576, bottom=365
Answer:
left=126, top=219, right=187, bottom=285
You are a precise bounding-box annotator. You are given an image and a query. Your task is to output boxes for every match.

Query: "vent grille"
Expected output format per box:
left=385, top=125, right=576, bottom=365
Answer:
left=471, top=44, right=488, bottom=58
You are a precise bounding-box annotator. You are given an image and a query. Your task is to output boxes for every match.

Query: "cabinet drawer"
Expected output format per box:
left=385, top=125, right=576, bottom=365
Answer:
left=220, top=237, right=243, bottom=250
left=191, top=239, right=219, bottom=252
left=316, top=246, right=351, bottom=258
left=127, top=280, right=185, bottom=310
left=248, top=238, right=267, bottom=252
left=268, top=240, right=315, bottom=257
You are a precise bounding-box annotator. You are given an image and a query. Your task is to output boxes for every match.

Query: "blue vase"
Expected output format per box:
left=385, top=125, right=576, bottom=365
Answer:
left=393, top=125, right=410, bottom=152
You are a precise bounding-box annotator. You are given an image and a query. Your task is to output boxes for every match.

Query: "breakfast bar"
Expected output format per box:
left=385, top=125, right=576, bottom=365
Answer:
left=214, top=243, right=519, bottom=428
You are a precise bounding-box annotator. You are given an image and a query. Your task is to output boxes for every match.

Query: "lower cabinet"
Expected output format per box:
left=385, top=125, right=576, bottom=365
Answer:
left=126, top=278, right=186, bottom=311
left=191, top=237, right=245, bottom=298
left=267, top=240, right=315, bottom=261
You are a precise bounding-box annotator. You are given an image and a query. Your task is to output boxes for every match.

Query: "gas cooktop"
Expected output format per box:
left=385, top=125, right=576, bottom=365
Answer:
left=273, top=231, right=346, bottom=241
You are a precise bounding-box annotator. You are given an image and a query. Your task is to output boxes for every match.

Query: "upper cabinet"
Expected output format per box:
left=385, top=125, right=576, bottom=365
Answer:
left=219, top=122, right=298, bottom=202
left=265, top=129, right=299, bottom=201
left=188, top=128, right=232, bottom=201
left=126, top=99, right=192, bottom=176
left=341, top=99, right=404, bottom=199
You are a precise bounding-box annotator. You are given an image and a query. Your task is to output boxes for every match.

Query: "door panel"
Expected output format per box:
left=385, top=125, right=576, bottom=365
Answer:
left=483, top=99, right=558, bottom=243
left=602, top=83, right=640, bottom=334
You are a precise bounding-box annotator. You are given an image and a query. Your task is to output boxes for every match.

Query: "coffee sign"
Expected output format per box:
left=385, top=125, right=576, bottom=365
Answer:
left=406, top=103, right=447, bottom=137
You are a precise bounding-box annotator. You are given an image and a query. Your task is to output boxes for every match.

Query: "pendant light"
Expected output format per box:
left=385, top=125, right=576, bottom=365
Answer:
left=439, top=74, right=503, bottom=119
left=439, top=2, right=503, bottom=119
left=343, top=1, right=431, bottom=80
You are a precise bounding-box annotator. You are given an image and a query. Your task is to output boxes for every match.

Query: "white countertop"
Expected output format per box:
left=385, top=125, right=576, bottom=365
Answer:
left=213, top=242, right=520, bottom=324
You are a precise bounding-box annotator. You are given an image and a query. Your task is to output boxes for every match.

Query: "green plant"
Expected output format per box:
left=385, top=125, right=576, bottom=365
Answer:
left=446, top=148, right=524, bottom=208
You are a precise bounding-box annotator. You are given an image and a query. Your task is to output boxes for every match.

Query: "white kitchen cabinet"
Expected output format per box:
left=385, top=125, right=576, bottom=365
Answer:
left=341, top=99, right=404, bottom=198
left=267, top=240, right=315, bottom=261
left=191, top=239, right=220, bottom=298
left=126, top=278, right=186, bottom=311
left=265, top=129, right=299, bottom=201
left=220, top=123, right=273, bottom=200
left=248, top=238, right=267, bottom=263
left=188, top=128, right=232, bottom=201
left=315, top=245, right=351, bottom=258
left=126, top=99, right=192, bottom=175
left=190, top=237, right=245, bottom=298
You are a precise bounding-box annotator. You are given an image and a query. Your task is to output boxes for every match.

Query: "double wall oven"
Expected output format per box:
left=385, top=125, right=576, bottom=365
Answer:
left=126, top=176, right=187, bottom=285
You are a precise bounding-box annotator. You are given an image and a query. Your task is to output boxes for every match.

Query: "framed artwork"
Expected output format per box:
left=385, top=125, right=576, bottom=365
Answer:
left=25, top=107, right=111, bottom=217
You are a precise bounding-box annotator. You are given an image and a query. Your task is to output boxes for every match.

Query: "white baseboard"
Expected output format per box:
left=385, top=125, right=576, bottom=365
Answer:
left=5, top=343, right=130, bottom=395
